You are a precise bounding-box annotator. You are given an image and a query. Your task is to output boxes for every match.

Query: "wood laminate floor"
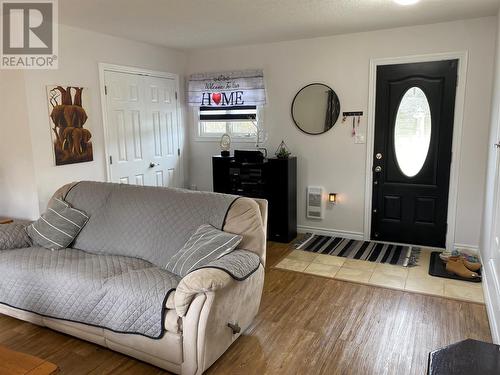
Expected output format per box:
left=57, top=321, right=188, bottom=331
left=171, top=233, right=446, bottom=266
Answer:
left=0, top=242, right=492, bottom=375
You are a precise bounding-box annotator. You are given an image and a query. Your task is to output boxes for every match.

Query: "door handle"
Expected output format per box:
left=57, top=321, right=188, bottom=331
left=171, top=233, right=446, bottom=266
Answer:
left=495, top=143, right=500, bottom=149
left=374, top=166, right=382, bottom=173
left=149, top=162, right=160, bottom=168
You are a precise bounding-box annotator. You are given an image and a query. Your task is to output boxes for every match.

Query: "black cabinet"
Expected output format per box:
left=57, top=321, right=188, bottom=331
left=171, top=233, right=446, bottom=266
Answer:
left=213, top=156, right=297, bottom=243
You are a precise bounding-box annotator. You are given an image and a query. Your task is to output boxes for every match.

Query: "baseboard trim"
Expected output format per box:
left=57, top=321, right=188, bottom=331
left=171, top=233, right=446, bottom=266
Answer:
left=297, top=225, right=364, bottom=241
left=482, top=260, right=500, bottom=344
left=295, top=227, right=478, bottom=250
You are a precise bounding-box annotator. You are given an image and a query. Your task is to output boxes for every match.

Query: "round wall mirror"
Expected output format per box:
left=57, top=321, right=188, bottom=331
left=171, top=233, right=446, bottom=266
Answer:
left=291, top=83, right=340, bottom=135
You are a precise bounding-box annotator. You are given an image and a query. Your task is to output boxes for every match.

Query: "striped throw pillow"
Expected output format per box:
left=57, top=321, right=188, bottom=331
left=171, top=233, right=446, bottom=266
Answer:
left=165, top=224, right=242, bottom=277
left=26, top=198, right=89, bottom=250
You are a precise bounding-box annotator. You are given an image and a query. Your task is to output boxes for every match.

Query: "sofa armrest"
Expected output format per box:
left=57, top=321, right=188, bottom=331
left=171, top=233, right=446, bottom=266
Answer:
left=175, top=268, right=232, bottom=317
left=174, top=250, right=261, bottom=317
left=0, top=222, right=32, bottom=250
left=181, top=264, right=265, bottom=375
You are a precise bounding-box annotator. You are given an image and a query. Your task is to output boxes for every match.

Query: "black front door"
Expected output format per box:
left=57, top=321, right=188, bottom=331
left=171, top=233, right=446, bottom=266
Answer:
left=372, top=60, right=458, bottom=248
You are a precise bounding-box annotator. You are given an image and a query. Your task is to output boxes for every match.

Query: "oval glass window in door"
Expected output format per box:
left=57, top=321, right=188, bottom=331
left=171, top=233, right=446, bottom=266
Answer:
left=394, top=87, right=432, bottom=177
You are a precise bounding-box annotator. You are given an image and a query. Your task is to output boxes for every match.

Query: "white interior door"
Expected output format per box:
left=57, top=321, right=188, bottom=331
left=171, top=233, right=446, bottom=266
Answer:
left=104, top=70, right=181, bottom=187
left=143, top=76, right=180, bottom=188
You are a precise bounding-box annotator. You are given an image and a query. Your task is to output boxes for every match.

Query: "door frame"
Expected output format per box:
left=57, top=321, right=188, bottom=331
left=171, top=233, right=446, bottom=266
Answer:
left=364, top=51, right=468, bottom=250
left=98, top=63, right=185, bottom=187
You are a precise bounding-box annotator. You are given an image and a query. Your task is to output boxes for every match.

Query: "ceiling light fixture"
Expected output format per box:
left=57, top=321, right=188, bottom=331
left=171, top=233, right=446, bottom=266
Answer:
left=393, top=0, right=420, bottom=5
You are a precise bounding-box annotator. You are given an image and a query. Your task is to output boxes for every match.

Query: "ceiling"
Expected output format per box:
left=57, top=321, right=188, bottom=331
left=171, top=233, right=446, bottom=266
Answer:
left=59, top=0, right=500, bottom=50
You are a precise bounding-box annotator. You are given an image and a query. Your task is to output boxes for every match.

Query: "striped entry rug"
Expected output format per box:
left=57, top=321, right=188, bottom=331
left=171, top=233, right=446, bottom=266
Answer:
left=296, top=234, right=419, bottom=267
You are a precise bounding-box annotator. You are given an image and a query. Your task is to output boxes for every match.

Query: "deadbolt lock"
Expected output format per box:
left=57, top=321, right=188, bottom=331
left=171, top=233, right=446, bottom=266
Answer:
left=376, top=153, right=382, bottom=159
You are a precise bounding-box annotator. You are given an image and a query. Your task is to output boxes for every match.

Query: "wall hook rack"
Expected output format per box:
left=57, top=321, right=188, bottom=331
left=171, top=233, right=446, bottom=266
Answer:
left=342, top=111, right=364, bottom=137
left=342, top=111, right=364, bottom=122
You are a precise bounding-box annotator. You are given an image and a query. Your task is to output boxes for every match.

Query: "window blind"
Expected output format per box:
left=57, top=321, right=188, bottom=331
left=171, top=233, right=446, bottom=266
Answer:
left=199, top=105, right=257, bottom=121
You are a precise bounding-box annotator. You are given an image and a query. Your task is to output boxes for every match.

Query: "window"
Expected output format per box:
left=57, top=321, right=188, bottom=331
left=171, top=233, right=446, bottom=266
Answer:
left=394, top=87, right=432, bottom=177
left=197, top=105, right=258, bottom=140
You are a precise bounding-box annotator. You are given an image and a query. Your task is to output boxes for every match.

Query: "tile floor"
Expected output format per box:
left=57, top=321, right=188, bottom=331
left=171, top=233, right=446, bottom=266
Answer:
left=274, top=248, right=484, bottom=304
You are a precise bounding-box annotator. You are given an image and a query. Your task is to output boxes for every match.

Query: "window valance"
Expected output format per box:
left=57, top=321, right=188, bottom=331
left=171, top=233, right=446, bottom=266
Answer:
left=188, top=69, right=266, bottom=107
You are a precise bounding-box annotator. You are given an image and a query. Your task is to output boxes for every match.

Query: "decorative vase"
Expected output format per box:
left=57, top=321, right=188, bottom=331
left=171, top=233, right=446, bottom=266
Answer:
left=220, top=133, right=231, bottom=157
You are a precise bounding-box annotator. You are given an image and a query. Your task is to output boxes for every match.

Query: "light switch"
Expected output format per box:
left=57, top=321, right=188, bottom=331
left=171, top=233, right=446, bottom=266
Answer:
left=355, top=134, right=365, bottom=144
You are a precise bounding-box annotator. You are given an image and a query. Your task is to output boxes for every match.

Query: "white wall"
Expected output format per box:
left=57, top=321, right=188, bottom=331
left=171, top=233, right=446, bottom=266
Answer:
left=481, top=11, right=500, bottom=262
left=0, top=17, right=497, bottom=250
left=22, top=24, right=187, bottom=212
left=0, top=71, right=39, bottom=219
left=479, top=8, right=500, bottom=344
left=186, top=17, right=497, bottom=248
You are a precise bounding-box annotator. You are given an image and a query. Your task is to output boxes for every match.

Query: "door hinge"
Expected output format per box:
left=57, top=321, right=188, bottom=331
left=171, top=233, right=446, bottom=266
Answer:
left=109, top=155, right=113, bottom=165
left=175, top=91, right=178, bottom=100
left=177, top=148, right=181, bottom=156
left=104, top=85, right=108, bottom=95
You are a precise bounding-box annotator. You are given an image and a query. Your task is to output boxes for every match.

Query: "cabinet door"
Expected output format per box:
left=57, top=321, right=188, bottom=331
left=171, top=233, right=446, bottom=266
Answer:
left=212, top=157, right=232, bottom=193
left=268, top=158, right=297, bottom=242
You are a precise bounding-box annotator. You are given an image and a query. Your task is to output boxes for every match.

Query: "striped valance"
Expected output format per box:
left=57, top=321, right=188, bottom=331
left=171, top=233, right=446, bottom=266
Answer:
left=188, top=69, right=266, bottom=107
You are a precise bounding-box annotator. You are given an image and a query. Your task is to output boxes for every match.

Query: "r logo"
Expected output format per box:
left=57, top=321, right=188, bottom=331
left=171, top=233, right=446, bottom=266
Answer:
left=1, top=0, right=58, bottom=69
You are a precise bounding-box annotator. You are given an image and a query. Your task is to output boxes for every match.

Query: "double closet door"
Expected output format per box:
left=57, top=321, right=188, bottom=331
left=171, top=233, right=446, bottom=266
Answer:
left=104, top=70, right=182, bottom=188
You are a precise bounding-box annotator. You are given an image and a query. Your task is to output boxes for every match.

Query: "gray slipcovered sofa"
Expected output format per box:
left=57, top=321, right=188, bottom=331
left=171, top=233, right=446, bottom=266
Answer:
left=0, top=181, right=267, bottom=374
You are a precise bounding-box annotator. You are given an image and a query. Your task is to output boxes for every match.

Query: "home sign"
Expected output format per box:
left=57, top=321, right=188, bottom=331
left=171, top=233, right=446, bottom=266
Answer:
left=188, top=69, right=266, bottom=107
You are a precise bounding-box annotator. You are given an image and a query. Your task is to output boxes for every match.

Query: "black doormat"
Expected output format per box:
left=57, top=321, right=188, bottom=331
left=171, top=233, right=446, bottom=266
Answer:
left=428, top=252, right=482, bottom=283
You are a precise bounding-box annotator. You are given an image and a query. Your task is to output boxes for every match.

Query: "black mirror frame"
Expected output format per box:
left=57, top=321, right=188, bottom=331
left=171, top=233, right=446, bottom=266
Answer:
left=291, top=83, right=341, bottom=135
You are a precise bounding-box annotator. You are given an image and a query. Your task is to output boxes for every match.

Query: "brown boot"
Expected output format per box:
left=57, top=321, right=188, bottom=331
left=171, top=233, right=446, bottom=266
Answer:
left=463, top=259, right=481, bottom=272
left=442, top=256, right=481, bottom=272
left=446, top=259, right=481, bottom=280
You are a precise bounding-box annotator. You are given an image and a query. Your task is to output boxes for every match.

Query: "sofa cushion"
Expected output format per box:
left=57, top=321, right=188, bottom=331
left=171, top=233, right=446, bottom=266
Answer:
left=165, top=224, right=242, bottom=277
left=0, top=222, right=32, bottom=250
left=63, top=181, right=239, bottom=267
left=26, top=198, right=88, bottom=250
left=0, top=247, right=179, bottom=338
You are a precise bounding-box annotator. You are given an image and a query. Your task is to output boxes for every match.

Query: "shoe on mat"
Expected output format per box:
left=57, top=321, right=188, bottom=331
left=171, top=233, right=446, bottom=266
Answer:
left=446, top=257, right=481, bottom=272
left=439, top=250, right=480, bottom=268
left=463, top=259, right=481, bottom=272
left=454, top=248, right=480, bottom=263
left=445, top=259, right=481, bottom=280
left=439, top=250, right=460, bottom=262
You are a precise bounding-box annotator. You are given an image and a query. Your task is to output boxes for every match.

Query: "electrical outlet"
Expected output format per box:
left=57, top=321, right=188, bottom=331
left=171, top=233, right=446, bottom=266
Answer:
left=354, top=134, right=366, bottom=144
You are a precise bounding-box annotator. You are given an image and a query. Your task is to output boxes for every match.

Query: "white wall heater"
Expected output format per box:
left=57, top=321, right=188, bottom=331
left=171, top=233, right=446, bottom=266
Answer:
left=307, top=186, right=324, bottom=219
